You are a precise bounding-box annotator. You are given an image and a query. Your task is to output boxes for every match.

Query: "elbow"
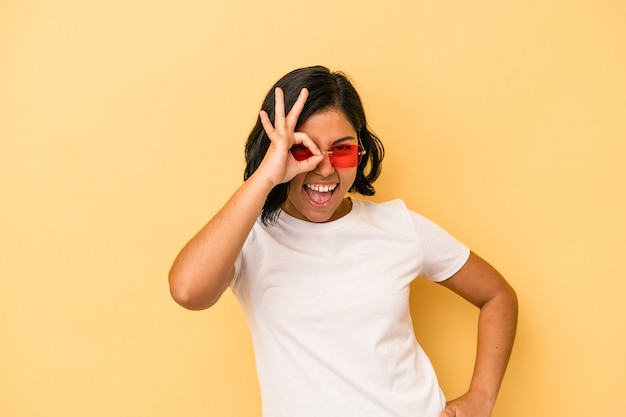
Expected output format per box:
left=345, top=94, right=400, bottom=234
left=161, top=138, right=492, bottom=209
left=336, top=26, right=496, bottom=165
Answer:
left=169, top=286, right=216, bottom=311
left=498, top=282, right=519, bottom=324
left=168, top=271, right=219, bottom=311
left=505, top=282, right=519, bottom=311
left=480, top=280, right=518, bottom=320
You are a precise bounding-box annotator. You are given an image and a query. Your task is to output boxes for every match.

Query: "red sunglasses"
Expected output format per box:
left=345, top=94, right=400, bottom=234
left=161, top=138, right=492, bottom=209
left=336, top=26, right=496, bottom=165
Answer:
left=290, top=144, right=366, bottom=168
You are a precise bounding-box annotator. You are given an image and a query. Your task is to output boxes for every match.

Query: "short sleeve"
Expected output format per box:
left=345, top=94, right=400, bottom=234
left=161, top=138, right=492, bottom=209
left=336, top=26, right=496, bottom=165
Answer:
left=410, top=210, right=470, bottom=282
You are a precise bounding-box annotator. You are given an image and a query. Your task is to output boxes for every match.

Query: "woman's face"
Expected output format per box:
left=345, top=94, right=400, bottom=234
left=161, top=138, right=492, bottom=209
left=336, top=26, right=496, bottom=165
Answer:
left=282, top=108, right=358, bottom=223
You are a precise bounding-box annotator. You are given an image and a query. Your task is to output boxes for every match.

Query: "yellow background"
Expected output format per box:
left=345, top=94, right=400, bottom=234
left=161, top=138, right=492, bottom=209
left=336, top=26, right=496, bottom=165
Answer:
left=2, top=0, right=624, bottom=416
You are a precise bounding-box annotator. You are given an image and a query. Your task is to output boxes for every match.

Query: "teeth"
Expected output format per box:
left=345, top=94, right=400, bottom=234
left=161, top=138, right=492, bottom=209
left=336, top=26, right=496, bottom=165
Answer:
left=306, top=183, right=338, bottom=193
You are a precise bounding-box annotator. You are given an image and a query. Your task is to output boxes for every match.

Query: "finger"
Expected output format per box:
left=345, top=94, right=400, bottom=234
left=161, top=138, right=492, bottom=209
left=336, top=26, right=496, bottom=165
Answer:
left=259, top=110, right=276, bottom=137
left=294, top=132, right=321, bottom=156
left=273, top=87, right=285, bottom=130
left=291, top=132, right=323, bottom=174
left=286, top=88, right=308, bottom=129
left=438, top=406, right=456, bottom=417
left=294, top=153, right=324, bottom=174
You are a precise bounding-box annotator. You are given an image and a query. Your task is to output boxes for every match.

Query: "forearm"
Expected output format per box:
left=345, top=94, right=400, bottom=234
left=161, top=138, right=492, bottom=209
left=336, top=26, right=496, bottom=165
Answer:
left=168, top=174, right=274, bottom=310
left=468, top=285, right=518, bottom=406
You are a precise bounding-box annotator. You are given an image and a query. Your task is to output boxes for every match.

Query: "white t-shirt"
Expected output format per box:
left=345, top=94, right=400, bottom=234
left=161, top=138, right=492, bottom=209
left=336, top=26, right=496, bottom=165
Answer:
left=231, top=198, right=470, bottom=417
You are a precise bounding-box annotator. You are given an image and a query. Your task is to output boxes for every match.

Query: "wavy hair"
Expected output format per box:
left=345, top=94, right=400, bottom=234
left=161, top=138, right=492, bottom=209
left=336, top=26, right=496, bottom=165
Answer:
left=244, top=66, right=385, bottom=225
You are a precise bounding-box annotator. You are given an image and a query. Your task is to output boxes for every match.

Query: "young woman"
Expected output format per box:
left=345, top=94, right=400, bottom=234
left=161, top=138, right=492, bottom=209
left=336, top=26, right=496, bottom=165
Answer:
left=169, top=66, right=518, bottom=417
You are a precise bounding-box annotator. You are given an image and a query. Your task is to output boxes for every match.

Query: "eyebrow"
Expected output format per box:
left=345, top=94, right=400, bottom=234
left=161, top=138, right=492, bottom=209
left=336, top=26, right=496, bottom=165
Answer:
left=331, top=136, right=356, bottom=145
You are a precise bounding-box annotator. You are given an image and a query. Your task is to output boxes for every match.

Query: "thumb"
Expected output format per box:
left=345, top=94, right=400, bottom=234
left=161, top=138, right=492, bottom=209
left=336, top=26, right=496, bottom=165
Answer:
left=294, top=154, right=324, bottom=174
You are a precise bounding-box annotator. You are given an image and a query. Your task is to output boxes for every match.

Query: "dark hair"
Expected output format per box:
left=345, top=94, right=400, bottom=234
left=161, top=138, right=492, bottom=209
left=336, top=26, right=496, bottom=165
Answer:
left=244, top=66, right=384, bottom=225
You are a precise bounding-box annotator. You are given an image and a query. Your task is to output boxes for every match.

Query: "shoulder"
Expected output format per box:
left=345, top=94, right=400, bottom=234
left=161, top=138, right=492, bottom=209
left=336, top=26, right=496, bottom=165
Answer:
left=357, top=198, right=452, bottom=226
left=353, top=198, right=428, bottom=227
left=353, top=198, right=465, bottom=246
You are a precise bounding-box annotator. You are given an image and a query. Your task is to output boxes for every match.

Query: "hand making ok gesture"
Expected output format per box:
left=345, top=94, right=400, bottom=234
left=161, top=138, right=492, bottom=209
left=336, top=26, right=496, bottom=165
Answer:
left=256, top=87, right=324, bottom=187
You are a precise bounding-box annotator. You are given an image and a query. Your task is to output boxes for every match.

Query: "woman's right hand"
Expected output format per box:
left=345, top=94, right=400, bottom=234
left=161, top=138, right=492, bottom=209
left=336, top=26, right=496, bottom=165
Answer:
left=256, top=87, right=324, bottom=187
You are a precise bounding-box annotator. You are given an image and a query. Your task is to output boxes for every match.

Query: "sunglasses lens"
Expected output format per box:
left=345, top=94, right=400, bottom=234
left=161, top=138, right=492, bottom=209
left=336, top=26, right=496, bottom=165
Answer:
left=290, top=145, right=313, bottom=161
left=290, top=144, right=363, bottom=167
left=329, top=145, right=359, bottom=168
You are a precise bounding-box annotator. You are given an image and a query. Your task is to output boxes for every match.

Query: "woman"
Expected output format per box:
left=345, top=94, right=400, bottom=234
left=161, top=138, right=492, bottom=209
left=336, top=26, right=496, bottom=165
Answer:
left=169, top=66, right=518, bottom=417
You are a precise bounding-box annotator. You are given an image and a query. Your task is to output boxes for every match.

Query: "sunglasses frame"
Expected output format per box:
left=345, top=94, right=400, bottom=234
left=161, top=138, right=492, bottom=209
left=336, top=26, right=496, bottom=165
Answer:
left=290, top=143, right=366, bottom=168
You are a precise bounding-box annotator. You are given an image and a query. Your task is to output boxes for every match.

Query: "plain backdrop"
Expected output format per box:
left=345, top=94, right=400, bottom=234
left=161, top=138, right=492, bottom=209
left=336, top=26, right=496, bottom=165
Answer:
left=1, top=0, right=625, bottom=416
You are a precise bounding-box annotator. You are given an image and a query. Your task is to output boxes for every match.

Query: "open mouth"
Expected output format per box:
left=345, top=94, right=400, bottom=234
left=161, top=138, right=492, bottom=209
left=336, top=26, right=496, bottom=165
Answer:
left=304, top=183, right=338, bottom=206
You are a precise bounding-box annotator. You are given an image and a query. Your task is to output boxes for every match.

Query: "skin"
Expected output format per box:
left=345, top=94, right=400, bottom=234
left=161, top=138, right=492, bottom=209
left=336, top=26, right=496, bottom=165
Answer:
left=168, top=87, right=518, bottom=417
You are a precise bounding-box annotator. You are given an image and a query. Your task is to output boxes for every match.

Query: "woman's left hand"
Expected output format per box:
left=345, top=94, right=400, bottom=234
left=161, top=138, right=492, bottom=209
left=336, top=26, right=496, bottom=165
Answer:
left=439, top=390, right=494, bottom=417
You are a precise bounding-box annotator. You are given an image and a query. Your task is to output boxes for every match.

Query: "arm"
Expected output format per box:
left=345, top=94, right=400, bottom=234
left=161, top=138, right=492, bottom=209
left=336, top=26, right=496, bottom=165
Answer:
left=438, top=251, right=518, bottom=417
left=168, top=87, right=323, bottom=310
left=168, top=175, right=274, bottom=310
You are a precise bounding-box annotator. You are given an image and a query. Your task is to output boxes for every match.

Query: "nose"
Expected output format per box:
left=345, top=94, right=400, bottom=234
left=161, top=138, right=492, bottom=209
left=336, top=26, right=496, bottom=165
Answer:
left=314, top=152, right=336, bottom=177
